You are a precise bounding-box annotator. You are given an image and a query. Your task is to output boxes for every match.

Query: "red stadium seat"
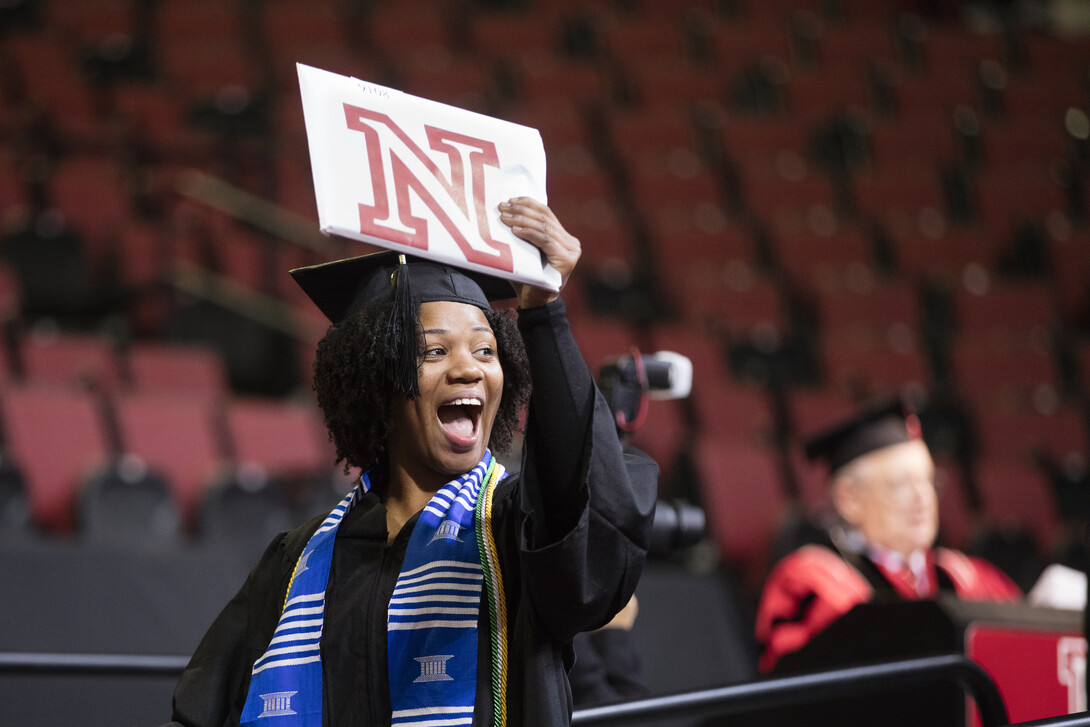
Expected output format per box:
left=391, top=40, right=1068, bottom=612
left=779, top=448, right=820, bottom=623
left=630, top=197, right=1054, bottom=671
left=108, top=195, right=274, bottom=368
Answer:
left=548, top=201, right=629, bottom=266
left=125, top=341, right=231, bottom=398
left=363, top=4, right=457, bottom=58
left=608, top=107, right=700, bottom=160
left=647, top=212, right=751, bottom=263
left=627, top=162, right=721, bottom=213
left=893, top=228, right=994, bottom=283
left=949, top=339, right=1059, bottom=407
left=990, top=90, right=1081, bottom=137
left=0, top=383, right=112, bottom=531
left=717, top=116, right=809, bottom=170
left=813, top=19, right=899, bottom=68
left=44, top=0, right=134, bottom=42
left=514, top=54, right=609, bottom=108
left=710, top=16, right=792, bottom=68
left=224, top=397, right=332, bottom=480
left=157, top=38, right=259, bottom=100
left=110, top=390, right=226, bottom=526
left=784, top=67, right=871, bottom=116
left=690, top=377, right=776, bottom=446
left=568, top=313, right=646, bottom=377
left=469, top=11, right=560, bottom=61
left=48, top=155, right=133, bottom=256
left=787, top=388, right=863, bottom=441
left=973, top=457, right=1059, bottom=554
left=0, top=261, right=24, bottom=335
left=953, top=280, right=1060, bottom=343
left=694, top=435, right=788, bottom=585
left=852, top=166, right=945, bottom=221
left=624, top=57, right=725, bottom=110
left=0, top=161, right=29, bottom=213
left=19, top=331, right=123, bottom=392
left=267, top=42, right=377, bottom=94
left=821, top=333, right=930, bottom=398
left=771, top=227, right=874, bottom=288
left=111, top=85, right=210, bottom=159
left=739, top=164, right=836, bottom=225
left=261, top=0, right=342, bottom=50
left=649, top=323, right=732, bottom=385
left=658, top=259, right=785, bottom=332
left=867, top=113, right=959, bottom=168
left=1022, top=32, right=1090, bottom=77
left=889, top=67, right=980, bottom=116
left=598, top=13, right=688, bottom=61
left=970, top=402, right=1087, bottom=463
left=5, top=35, right=98, bottom=142
left=974, top=167, right=1070, bottom=236
left=1049, top=231, right=1090, bottom=324
left=919, top=26, right=1005, bottom=73
left=505, top=102, right=591, bottom=154
left=398, top=53, right=493, bottom=111
left=548, top=160, right=614, bottom=220
left=814, top=280, right=920, bottom=331
left=153, top=0, right=241, bottom=41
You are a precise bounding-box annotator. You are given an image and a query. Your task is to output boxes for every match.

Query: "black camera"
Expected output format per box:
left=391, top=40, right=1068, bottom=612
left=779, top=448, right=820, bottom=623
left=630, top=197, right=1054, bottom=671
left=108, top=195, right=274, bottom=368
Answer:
left=649, top=498, right=706, bottom=555
left=599, top=350, right=693, bottom=432
left=599, top=350, right=705, bottom=555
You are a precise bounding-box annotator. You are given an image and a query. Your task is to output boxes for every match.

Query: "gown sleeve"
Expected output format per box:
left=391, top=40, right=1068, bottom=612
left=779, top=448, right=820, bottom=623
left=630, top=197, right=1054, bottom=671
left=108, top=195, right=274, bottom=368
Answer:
left=514, top=298, right=658, bottom=639
left=569, top=629, right=651, bottom=706
left=754, top=545, right=874, bottom=673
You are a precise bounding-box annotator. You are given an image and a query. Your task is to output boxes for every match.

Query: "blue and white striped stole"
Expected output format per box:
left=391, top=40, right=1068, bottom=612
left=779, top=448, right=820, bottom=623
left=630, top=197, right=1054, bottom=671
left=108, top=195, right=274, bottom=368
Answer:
left=387, top=454, right=496, bottom=727
left=239, top=480, right=363, bottom=726
left=240, top=452, right=501, bottom=727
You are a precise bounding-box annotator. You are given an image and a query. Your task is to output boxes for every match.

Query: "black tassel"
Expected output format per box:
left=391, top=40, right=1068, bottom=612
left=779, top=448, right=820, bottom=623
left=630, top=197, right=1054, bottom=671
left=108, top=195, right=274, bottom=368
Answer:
left=383, top=256, right=419, bottom=398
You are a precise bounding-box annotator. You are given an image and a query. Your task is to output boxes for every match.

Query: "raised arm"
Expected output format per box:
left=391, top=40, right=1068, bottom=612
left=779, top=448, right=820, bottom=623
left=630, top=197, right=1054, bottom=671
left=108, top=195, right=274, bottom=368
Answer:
left=500, top=197, right=657, bottom=638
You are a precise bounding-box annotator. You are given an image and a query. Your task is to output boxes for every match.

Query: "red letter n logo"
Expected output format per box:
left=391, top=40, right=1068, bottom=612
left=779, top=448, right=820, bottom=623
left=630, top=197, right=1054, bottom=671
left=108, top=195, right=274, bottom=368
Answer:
left=343, top=104, right=514, bottom=273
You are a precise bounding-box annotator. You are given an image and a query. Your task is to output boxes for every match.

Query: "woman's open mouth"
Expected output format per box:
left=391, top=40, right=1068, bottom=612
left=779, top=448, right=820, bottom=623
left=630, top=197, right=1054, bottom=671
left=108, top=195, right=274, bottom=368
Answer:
left=438, top=397, right=483, bottom=448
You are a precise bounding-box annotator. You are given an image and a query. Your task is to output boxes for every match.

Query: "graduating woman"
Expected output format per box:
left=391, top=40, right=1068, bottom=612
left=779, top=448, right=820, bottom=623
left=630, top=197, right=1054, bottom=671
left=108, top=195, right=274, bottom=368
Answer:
left=166, top=197, right=658, bottom=727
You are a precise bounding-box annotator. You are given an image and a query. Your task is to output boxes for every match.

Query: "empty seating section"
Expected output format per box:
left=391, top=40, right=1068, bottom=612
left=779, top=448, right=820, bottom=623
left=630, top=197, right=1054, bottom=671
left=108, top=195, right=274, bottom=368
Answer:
left=0, top=0, right=1085, bottom=585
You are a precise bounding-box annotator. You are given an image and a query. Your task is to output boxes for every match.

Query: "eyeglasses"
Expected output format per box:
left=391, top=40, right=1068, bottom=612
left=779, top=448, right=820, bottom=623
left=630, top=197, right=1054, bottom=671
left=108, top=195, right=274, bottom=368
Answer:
left=869, top=471, right=941, bottom=506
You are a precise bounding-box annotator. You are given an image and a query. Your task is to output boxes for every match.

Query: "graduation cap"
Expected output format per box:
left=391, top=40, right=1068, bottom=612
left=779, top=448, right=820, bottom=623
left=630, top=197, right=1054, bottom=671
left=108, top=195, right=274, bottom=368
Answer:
left=290, top=250, right=516, bottom=397
left=803, top=398, right=924, bottom=474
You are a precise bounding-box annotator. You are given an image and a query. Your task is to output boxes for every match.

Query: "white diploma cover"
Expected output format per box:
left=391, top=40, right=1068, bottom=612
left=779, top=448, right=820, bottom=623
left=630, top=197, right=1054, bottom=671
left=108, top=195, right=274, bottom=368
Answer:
left=297, top=63, right=559, bottom=291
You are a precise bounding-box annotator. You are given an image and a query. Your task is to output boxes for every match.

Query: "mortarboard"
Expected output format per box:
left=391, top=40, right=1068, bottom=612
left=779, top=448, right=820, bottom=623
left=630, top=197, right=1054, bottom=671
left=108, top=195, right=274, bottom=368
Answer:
left=803, top=398, right=924, bottom=474
left=290, top=250, right=516, bottom=397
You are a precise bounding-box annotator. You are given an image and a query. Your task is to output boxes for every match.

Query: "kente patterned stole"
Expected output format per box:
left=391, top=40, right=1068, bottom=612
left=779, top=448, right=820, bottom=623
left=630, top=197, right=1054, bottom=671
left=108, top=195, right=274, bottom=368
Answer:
left=240, top=452, right=507, bottom=727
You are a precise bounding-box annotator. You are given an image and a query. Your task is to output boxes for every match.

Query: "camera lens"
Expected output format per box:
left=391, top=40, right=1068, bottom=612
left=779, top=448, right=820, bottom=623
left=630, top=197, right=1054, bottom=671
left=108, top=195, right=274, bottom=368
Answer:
left=649, top=499, right=706, bottom=555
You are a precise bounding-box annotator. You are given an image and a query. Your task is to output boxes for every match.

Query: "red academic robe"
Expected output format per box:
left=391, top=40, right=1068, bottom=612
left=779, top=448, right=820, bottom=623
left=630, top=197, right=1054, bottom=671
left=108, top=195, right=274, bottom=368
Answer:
left=755, top=544, right=1021, bottom=673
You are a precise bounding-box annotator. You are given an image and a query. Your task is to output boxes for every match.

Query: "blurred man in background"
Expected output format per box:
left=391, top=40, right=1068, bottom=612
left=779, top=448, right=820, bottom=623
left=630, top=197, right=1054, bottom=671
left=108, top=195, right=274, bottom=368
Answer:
left=754, top=399, right=1020, bottom=673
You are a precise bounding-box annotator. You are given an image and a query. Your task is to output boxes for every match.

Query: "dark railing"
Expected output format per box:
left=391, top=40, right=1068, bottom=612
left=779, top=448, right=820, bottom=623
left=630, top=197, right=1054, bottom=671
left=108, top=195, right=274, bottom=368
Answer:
left=0, top=652, right=190, bottom=678
left=1011, top=716, right=1090, bottom=727
left=2, top=650, right=1086, bottom=727
left=572, top=654, right=1007, bottom=727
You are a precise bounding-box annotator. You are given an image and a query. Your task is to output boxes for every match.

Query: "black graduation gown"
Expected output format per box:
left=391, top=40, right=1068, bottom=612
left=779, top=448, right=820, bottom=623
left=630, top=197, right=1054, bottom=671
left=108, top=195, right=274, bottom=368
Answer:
left=166, top=299, right=659, bottom=727
left=569, top=629, right=650, bottom=707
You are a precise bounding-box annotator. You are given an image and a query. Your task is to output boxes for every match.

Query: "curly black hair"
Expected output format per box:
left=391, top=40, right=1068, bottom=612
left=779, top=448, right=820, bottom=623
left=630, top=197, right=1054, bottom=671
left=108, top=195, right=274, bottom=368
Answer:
left=313, top=297, right=531, bottom=475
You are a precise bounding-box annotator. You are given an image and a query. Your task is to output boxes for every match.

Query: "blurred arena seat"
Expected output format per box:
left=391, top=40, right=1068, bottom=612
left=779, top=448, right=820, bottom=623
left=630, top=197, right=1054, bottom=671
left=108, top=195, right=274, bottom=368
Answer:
left=109, top=389, right=226, bottom=528
left=0, top=382, right=112, bottom=532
